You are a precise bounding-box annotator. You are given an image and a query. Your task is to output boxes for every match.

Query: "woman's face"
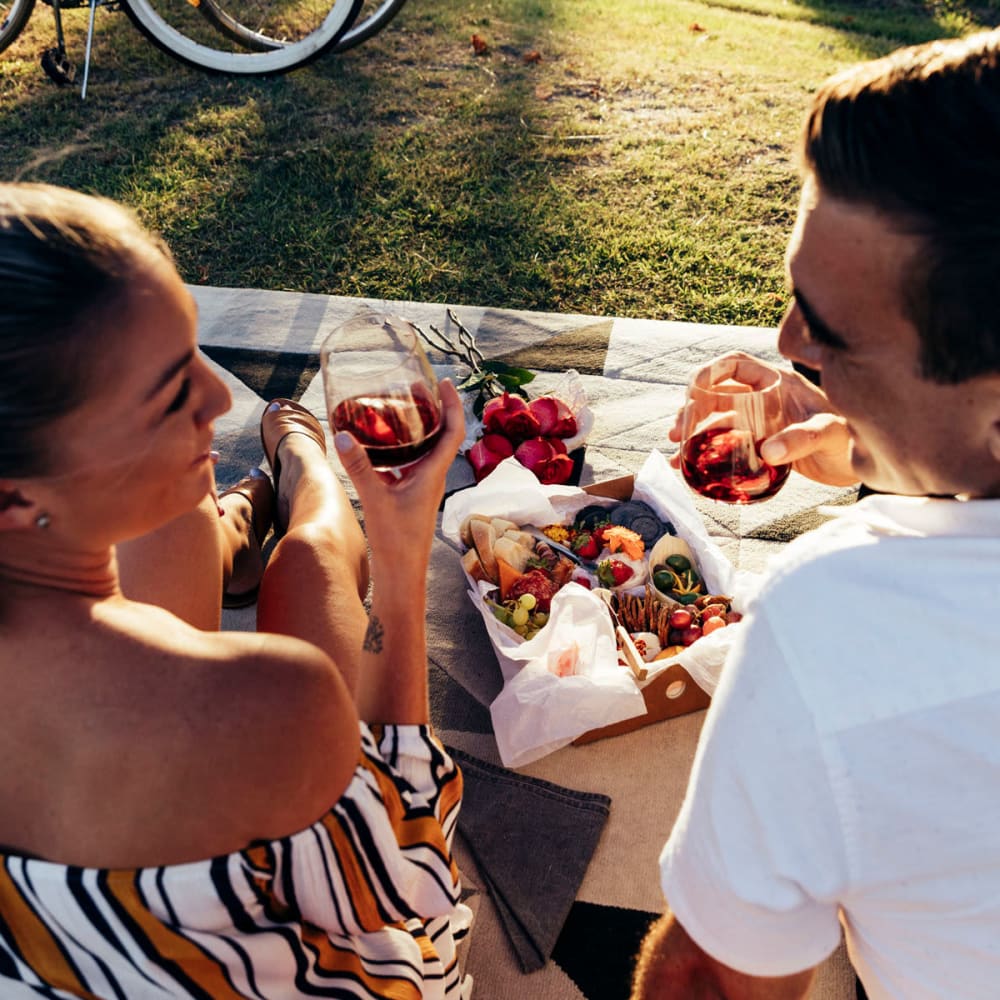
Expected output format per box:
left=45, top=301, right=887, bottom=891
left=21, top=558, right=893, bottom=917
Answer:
left=38, top=252, right=232, bottom=546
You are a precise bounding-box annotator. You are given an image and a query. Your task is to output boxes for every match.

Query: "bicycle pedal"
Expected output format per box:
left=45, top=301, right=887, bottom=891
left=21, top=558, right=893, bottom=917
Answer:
left=40, top=47, right=76, bottom=85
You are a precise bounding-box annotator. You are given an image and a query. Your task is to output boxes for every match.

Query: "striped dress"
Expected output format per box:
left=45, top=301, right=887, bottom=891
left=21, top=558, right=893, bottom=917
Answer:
left=0, top=725, right=473, bottom=999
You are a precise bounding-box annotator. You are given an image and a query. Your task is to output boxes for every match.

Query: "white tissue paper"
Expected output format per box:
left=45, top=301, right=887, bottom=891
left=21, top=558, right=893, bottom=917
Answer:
left=441, top=450, right=764, bottom=768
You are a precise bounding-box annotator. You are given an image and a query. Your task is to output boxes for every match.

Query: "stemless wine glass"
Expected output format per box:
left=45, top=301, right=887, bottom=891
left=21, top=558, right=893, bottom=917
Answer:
left=679, top=361, right=790, bottom=504
left=320, top=313, right=443, bottom=474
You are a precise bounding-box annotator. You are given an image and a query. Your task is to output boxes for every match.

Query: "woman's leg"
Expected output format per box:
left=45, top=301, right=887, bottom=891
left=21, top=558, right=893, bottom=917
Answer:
left=117, top=487, right=261, bottom=631
left=256, top=431, right=370, bottom=694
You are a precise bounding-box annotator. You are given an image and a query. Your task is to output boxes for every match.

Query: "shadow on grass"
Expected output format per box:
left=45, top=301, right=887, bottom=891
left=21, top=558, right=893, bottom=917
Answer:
left=703, top=0, right=1000, bottom=57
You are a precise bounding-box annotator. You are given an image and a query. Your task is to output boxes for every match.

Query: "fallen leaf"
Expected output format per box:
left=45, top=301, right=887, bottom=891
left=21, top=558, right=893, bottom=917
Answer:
left=471, top=33, right=490, bottom=55
left=534, top=84, right=554, bottom=101
left=688, top=22, right=706, bottom=32
left=523, top=49, right=542, bottom=63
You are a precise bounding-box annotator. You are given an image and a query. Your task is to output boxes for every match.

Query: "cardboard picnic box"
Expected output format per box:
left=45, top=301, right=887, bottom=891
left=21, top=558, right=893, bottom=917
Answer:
left=571, top=474, right=711, bottom=746
left=443, top=451, right=742, bottom=768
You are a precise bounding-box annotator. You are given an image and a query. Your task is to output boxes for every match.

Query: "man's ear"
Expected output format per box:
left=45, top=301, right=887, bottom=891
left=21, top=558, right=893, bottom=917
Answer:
left=0, top=486, right=42, bottom=532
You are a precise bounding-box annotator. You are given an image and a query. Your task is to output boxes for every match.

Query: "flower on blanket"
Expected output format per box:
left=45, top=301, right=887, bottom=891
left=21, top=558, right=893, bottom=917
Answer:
left=416, top=309, right=592, bottom=486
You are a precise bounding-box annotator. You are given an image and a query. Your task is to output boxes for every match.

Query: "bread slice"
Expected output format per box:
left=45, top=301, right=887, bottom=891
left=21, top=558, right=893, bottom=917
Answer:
left=490, top=517, right=519, bottom=537
left=461, top=547, right=492, bottom=584
left=470, top=519, right=498, bottom=581
left=493, top=536, right=533, bottom=573
left=503, top=529, right=536, bottom=549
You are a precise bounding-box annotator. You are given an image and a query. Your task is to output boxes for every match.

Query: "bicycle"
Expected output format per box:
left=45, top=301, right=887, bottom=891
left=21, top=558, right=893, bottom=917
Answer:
left=0, top=0, right=409, bottom=87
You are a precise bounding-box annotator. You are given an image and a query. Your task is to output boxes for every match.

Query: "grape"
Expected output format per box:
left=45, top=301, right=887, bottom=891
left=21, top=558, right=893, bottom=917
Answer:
left=532, top=612, right=549, bottom=627
left=518, top=593, right=537, bottom=611
left=512, top=607, right=530, bottom=626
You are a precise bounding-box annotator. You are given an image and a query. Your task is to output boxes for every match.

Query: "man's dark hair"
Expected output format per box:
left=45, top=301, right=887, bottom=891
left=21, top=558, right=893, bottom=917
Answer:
left=802, top=29, right=1000, bottom=385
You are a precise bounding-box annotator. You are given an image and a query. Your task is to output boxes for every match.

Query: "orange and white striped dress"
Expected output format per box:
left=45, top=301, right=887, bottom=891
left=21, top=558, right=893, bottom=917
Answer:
left=0, top=725, right=473, bottom=999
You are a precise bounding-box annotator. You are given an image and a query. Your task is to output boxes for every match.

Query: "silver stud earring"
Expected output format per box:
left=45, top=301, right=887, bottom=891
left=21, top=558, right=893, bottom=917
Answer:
left=35, top=512, right=51, bottom=530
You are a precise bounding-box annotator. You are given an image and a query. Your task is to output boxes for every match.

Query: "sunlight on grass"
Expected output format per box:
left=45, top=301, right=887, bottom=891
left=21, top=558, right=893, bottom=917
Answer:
left=1, top=0, right=996, bottom=325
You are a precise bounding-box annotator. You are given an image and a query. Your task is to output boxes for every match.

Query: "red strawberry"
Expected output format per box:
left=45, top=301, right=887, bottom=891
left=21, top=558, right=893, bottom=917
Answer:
left=591, top=520, right=613, bottom=545
left=597, top=558, right=633, bottom=588
left=572, top=532, right=600, bottom=559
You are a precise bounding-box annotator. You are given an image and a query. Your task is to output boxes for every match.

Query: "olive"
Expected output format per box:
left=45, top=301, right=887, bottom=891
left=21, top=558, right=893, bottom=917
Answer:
left=665, top=554, right=691, bottom=572
left=653, top=569, right=676, bottom=593
left=676, top=593, right=700, bottom=605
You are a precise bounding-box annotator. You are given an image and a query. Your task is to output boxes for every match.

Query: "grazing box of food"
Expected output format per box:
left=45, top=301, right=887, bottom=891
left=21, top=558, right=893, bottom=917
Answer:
left=572, top=475, right=711, bottom=745
left=443, top=452, right=746, bottom=766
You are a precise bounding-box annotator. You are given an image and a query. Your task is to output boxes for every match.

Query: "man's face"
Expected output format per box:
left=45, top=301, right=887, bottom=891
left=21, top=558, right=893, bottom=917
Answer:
left=778, top=174, right=1000, bottom=498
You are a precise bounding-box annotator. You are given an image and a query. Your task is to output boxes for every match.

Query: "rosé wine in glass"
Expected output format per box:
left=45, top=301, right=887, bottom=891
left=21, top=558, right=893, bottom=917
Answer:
left=321, top=314, right=442, bottom=473
left=679, top=363, right=790, bottom=504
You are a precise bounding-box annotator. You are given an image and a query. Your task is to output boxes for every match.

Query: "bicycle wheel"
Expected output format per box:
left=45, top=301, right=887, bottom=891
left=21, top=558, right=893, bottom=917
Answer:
left=0, top=0, right=35, bottom=55
left=122, top=0, right=360, bottom=73
left=195, top=0, right=406, bottom=55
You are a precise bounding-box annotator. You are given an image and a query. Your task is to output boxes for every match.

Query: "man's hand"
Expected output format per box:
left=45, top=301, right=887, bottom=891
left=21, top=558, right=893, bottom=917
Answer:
left=668, top=353, right=858, bottom=488
left=631, top=912, right=816, bottom=1000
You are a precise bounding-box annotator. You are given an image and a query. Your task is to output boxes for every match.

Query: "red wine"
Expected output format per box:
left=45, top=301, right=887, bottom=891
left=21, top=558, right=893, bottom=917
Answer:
left=333, top=389, right=442, bottom=469
left=681, top=426, right=790, bottom=503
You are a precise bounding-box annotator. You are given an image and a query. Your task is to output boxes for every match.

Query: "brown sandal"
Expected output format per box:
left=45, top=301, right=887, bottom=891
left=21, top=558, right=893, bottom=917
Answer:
left=219, top=469, right=275, bottom=609
left=260, top=398, right=328, bottom=533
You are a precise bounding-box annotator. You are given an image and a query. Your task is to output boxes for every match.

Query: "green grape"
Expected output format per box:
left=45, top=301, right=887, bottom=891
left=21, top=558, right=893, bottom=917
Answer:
left=532, top=612, right=549, bottom=627
left=518, top=593, right=537, bottom=611
left=512, top=606, right=530, bottom=627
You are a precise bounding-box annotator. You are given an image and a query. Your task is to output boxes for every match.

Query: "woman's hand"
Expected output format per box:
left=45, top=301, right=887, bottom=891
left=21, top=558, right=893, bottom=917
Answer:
left=334, top=379, right=466, bottom=724
left=334, top=378, right=466, bottom=571
left=668, top=353, right=858, bottom=488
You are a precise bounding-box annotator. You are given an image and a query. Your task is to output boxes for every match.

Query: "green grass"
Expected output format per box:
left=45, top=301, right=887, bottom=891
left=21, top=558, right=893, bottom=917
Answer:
left=1, top=0, right=998, bottom=326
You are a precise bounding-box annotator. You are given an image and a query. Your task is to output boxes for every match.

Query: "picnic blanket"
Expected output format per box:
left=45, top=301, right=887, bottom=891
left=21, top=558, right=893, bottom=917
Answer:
left=201, top=286, right=859, bottom=1000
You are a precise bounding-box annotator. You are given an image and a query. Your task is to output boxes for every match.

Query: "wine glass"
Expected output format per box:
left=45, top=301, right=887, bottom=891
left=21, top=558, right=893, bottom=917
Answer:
left=320, top=313, right=443, bottom=474
left=678, top=361, right=790, bottom=503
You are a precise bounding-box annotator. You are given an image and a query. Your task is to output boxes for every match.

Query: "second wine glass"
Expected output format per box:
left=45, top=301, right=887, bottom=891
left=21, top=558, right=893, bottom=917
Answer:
left=679, top=362, right=790, bottom=504
left=320, top=313, right=442, bottom=473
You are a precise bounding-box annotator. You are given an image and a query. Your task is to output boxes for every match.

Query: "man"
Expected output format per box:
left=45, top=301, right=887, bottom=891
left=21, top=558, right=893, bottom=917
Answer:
left=632, top=28, right=1000, bottom=1000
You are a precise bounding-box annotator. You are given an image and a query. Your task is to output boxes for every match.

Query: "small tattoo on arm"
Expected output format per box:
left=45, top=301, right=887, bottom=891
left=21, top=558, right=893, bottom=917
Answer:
left=363, top=614, right=384, bottom=654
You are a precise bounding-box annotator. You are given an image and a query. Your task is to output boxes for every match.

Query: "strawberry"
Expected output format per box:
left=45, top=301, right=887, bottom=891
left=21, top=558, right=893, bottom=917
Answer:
left=572, top=532, right=600, bottom=559
left=597, top=558, right=633, bottom=588
left=591, top=519, right=613, bottom=546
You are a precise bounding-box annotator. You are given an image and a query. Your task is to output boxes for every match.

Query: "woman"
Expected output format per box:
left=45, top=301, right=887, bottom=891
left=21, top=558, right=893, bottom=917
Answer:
left=0, top=183, right=472, bottom=999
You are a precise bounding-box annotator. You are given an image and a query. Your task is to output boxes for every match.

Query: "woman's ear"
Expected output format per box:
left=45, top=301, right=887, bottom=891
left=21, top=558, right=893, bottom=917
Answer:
left=0, top=486, right=42, bottom=532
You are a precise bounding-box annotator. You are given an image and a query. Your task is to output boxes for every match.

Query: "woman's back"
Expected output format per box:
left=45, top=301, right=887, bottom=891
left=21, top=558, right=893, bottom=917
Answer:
left=0, top=724, right=472, bottom=999
left=0, top=592, right=362, bottom=868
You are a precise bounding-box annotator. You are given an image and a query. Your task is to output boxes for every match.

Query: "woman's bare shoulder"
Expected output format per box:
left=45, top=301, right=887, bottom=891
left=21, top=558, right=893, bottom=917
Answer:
left=2, top=599, right=363, bottom=867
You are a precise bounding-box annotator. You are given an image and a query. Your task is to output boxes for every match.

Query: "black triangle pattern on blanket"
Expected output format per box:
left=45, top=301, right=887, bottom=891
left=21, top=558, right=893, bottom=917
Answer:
left=201, top=345, right=319, bottom=403
left=551, top=900, right=658, bottom=999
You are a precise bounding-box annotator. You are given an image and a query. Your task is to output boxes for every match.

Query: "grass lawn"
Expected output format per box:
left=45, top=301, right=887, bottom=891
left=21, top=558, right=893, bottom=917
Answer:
left=1, top=0, right=997, bottom=327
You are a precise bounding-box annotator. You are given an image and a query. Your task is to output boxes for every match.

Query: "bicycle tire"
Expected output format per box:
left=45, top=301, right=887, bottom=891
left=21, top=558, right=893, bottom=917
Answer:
left=0, top=0, right=35, bottom=55
left=122, top=0, right=360, bottom=74
left=195, top=0, right=407, bottom=55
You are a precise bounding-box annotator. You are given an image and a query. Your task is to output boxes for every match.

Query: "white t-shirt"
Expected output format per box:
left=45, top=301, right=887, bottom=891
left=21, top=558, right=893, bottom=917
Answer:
left=660, top=495, right=1000, bottom=1000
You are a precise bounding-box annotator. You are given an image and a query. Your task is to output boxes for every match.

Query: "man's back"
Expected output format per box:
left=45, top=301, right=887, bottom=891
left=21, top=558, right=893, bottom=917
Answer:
left=660, top=494, right=1000, bottom=999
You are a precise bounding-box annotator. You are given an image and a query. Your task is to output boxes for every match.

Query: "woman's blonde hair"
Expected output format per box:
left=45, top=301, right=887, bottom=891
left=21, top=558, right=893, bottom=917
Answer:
left=0, top=183, right=172, bottom=476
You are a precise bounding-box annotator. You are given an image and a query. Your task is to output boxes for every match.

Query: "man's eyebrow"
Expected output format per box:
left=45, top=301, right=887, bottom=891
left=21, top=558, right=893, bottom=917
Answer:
left=144, top=350, right=194, bottom=402
left=792, top=290, right=848, bottom=349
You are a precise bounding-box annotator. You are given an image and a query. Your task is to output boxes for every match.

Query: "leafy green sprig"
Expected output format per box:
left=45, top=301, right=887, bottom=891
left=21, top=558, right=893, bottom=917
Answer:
left=416, top=308, right=536, bottom=418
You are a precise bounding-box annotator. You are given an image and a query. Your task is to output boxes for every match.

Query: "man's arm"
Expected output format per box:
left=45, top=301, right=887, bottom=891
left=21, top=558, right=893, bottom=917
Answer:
left=631, top=911, right=817, bottom=1000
